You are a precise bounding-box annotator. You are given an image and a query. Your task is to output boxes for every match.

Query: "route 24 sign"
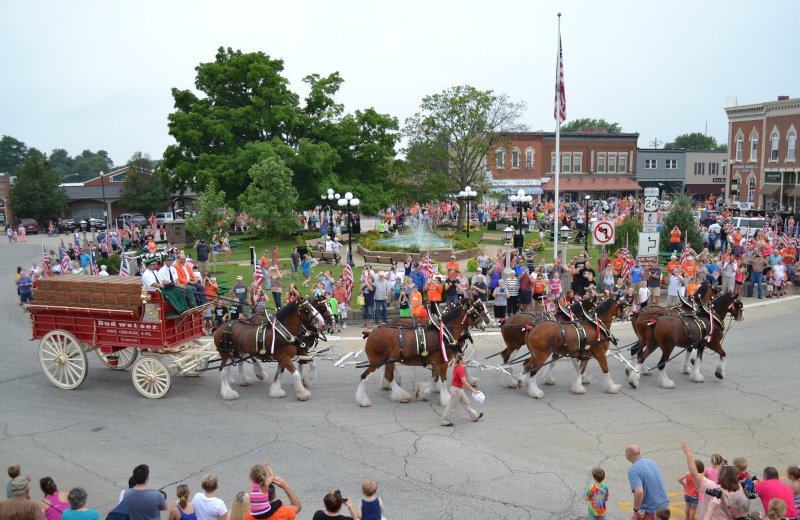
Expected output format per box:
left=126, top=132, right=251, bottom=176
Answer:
left=592, top=221, right=615, bottom=245
left=643, top=187, right=660, bottom=212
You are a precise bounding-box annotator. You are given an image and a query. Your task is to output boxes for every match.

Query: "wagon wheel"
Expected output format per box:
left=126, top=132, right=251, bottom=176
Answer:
left=39, top=330, right=88, bottom=390
left=95, top=348, right=138, bottom=370
left=183, top=359, right=209, bottom=377
left=131, top=357, right=171, bottom=398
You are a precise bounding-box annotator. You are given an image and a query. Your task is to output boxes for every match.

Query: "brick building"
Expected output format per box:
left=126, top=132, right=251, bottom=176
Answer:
left=0, top=173, right=12, bottom=226
left=725, top=96, right=800, bottom=212
left=636, top=149, right=727, bottom=199
left=487, top=128, right=641, bottom=203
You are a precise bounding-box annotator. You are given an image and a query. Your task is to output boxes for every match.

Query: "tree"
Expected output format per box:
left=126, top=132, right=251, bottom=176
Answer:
left=607, top=214, right=643, bottom=258
left=560, top=118, right=622, bottom=133
left=0, top=135, right=29, bottom=174
left=185, top=181, right=235, bottom=241
left=659, top=191, right=703, bottom=253
left=118, top=152, right=170, bottom=216
left=238, top=157, right=301, bottom=245
left=8, top=154, right=67, bottom=224
left=160, top=47, right=400, bottom=211
left=665, top=132, right=727, bottom=151
left=403, top=86, right=527, bottom=229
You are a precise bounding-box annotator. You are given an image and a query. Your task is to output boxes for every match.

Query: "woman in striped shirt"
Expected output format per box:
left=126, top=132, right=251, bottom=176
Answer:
left=505, top=271, right=520, bottom=316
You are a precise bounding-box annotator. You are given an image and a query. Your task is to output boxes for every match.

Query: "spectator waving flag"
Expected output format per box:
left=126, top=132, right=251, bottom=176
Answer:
left=420, top=250, right=434, bottom=280
left=618, top=247, right=633, bottom=281
left=42, top=242, right=52, bottom=275
left=120, top=255, right=130, bottom=277
left=343, top=250, right=354, bottom=304
left=554, top=25, right=566, bottom=124
left=680, top=233, right=689, bottom=265
left=60, top=240, right=70, bottom=274
left=251, top=247, right=263, bottom=285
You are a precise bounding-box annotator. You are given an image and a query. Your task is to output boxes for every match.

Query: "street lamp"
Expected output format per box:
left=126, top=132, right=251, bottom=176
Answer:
left=559, top=226, right=570, bottom=267
left=584, top=194, right=591, bottom=251
left=320, top=188, right=340, bottom=240
left=509, top=189, right=533, bottom=254
left=502, top=226, right=515, bottom=280
left=337, top=192, right=359, bottom=267
left=458, top=186, right=478, bottom=238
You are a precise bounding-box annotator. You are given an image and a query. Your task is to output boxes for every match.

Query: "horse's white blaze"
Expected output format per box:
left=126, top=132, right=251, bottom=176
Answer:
left=604, top=372, right=620, bottom=394
left=220, top=366, right=240, bottom=400
left=389, top=380, right=411, bottom=402
left=658, top=368, right=676, bottom=389
left=356, top=373, right=373, bottom=407
left=680, top=350, right=693, bottom=374
left=438, top=379, right=450, bottom=407
left=269, top=376, right=286, bottom=398
left=292, top=370, right=311, bottom=400
left=523, top=373, right=544, bottom=399
left=690, top=355, right=704, bottom=382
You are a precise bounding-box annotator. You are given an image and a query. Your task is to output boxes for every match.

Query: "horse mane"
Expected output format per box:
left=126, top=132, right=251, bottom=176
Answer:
left=594, top=296, right=616, bottom=317
left=693, top=282, right=709, bottom=303
left=711, top=291, right=734, bottom=312
left=441, top=305, right=465, bottom=323
left=569, top=300, right=585, bottom=314
left=275, top=300, right=300, bottom=320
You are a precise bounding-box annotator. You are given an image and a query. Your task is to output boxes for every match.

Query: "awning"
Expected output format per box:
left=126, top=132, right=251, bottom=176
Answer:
left=785, top=186, right=800, bottom=197
left=684, top=184, right=725, bottom=196
left=493, top=186, right=543, bottom=196
left=542, top=176, right=643, bottom=192
left=758, top=184, right=781, bottom=196
left=636, top=180, right=684, bottom=192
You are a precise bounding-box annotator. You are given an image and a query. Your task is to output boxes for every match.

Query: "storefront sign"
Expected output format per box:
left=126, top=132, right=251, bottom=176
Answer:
left=712, top=178, right=726, bottom=183
left=731, top=164, right=760, bottom=170
left=492, top=179, right=542, bottom=186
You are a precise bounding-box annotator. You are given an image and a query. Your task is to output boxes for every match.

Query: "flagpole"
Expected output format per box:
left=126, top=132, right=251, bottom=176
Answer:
left=553, top=12, right=562, bottom=263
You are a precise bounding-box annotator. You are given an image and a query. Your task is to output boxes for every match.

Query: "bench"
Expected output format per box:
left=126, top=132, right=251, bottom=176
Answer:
left=363, top=255, right=395, bottom=267
left=322, top=251, right=340, bottom=265
left=481, top=233, right=505, bottom=242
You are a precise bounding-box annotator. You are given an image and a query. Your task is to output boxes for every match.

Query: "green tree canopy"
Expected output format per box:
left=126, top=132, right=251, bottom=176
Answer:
left=560, top=118, right=622, bottom=133
left=665, top=132, right=727, bottom=151
left=239, top=157, right=301, bottom=243
left=660, top=192, right=703, bottom=253
left=403, top=86, right=527, bottom=228
left=9, top=154, right=67, bottom=223
left=185, top=181, right=235, bottom=241
left=160, top=47, right=400, bottom=212
left=0, top=135, right=29, bottom=174
left=118, top=152, right=171, bottom=216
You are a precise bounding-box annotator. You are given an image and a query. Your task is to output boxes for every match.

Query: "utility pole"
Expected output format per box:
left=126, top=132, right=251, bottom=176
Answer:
left=650, top=138, right=662, bottom=149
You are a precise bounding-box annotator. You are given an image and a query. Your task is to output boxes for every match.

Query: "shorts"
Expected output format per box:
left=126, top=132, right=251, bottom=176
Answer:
left=292, top=265, right=299, bottom=273
left=589, top=515, right=606, bottom=520
left=533, top=292, right=544, bottom=300
left=766, top=284, right=773, bottom=291
left=648, top=286, right=661, bottom=297
left=735, top=280, right=743, bottom=286
left=520, top=290, right=532, bottom=304
left=196, top=260, right=210, bottom=274
left=684, top=494, right=699, bottom=505
left=204, top=316, right=212, bottom=323
left=631, top=281, right=643, bottom=293
left=338, top=304, right=347, bottom=318
left=20, top=292, right=33, bottom=303
left=332, top=314, right=339, bottom=323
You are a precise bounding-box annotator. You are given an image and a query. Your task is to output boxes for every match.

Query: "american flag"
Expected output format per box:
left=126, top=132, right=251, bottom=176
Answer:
left=782, top=233, right=790, bottom=248
left=151, top=221, right=157, bottom=237
left=618, top=247, right=634, bottom=281
left=420, top=251, right=434, bottom=280
left=131, top=221, right=138, bottom=242
left=120, top=255, right=130, bottom=277
left=91, top=251, right=99, bottom=275
left=762, top=222, right=770, bottom=237
left=186, top=257, right=197, bottom=271
left=343, top=250, right=353, bottom=304
left=73, top=241, right=80, bottom=259
left=60, top=240, right=70, bottom=274
left=251, top=247, right=263, bottom=285
left=680, top=233, right=689, bottom=265
left=554, top=31, right=566, bottom=124
left=42, top=242, right=52, bottom=275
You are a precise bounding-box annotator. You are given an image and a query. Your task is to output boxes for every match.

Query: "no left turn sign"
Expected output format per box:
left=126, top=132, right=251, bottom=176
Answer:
left=592, top=221, right=615, bottom=245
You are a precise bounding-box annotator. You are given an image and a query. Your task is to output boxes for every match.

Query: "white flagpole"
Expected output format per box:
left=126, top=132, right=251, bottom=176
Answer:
left=553, top=13, right=562, bottom=262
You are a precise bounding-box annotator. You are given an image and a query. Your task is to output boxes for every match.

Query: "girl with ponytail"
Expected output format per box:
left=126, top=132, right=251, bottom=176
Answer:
left=167, top=485, right=197, bottom=520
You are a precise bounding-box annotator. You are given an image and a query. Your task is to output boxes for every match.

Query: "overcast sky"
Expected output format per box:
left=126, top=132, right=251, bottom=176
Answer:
left=2, top=0, right=798, bottom=167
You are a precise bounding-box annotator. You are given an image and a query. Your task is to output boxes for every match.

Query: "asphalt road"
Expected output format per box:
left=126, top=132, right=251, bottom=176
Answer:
left=2, top=236, right=800, bottom=519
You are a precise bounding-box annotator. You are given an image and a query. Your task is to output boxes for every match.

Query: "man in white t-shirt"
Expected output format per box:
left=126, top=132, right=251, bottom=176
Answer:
left=665, top=269, right=684, bottom=307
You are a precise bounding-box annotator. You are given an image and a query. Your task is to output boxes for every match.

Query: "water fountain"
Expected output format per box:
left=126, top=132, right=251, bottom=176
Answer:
left=379, top=212, right=452, bottom=249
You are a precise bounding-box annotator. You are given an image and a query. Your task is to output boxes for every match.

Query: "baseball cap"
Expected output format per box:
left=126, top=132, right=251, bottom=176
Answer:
left=10, top=476, right=30, bottom=495
left=199, top=238, right=205, bottom=242
left=236, top=276, right=243, bottom=280
left=413, top=262, right=420, bottom=267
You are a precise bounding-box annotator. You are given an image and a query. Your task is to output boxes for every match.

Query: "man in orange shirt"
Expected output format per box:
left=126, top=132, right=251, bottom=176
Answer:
left=732, top=228, right=744, bottom=247
left=681, top=256, right=698, bottom=284
left=427, top=276, right=443, bottom=316
left=669, top=226, right=682, bottom=255
left=175, top=254, right=207, bottom=305
left=612, top=251, right=624, bottom=280
left=445, top=255, right=460, bottom=273
left=667, top=255, right=680, bottom=274
left=781, top=246, right=797, bottom=265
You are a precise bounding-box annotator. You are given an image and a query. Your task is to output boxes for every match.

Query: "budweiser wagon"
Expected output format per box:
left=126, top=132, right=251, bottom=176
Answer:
left=28, top=275, right=217, bottom=398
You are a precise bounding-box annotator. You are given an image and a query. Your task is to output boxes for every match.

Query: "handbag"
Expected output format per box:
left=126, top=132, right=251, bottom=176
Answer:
left=357, top=295, right=365, bottom=306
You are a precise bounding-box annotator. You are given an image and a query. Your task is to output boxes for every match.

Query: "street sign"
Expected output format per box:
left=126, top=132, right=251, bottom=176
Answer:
left=637, top=232, right=660, bottom=257
left=592, top=221, right=615, bottom=245
left=643, top=187, right=659, bottom=197
left=644, top=195, right=660, bottom=212
left=642, top=212, right=658, bottom=233
left=637, top=255, right=658, bottom=264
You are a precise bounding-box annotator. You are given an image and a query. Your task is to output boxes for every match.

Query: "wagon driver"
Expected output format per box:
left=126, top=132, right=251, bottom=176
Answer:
left=141, top=257, right=194, bottom=313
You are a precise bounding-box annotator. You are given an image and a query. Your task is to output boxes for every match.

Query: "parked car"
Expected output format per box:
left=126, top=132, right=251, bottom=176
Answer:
left=155, top=212, right=180, bottom=225
left=115, top=213, right=147, bottom=228
left=56, top=217, right=77, bottom=233
left=8, top=218, right=40, bottom=235
left=88, top=218, right=107, bottom=231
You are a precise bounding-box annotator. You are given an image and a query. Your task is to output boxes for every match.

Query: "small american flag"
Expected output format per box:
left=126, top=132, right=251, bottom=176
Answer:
left=151, top=220, right=157, bottom=237
left=618, top=248, right=634, bottom=281
left=420, top=252, right=434, bottom=280
left=680, top=233, right=689, bottom=265
left=782, top=233, right=790, bottom=248
left=554, top=32, right=566, bottom=124
left=42, top=242, right=52, bottom=275
left=60, top=240, right=70, bottom=274
left=120, top=255, right=130, bottom=277
left=762, top=222, right=770, bottom=237
left=251, top=248, right=263, bottom=285
left=73, top=242, right=80, bottom=259
left=343, top=250, right=353, bottom=304
left=131, top=222, right=138, bottom=241
left=91, top=251, right=99, bottom=275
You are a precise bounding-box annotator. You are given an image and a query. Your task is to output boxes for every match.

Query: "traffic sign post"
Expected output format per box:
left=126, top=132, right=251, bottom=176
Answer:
left=592, top=221, right=615, bottom=246
left=642, top=212, right=658, bottom=233
left=637, top=232, right=660, bottom=258
left=644, top=187, right=660, bottom=213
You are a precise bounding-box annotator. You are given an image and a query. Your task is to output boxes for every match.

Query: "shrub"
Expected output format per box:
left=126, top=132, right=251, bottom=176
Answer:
left=408, top=244, right=420, bottom=253
left=487, top=221, right=497, bottom=231
left=97, top=254, right=122, bottom=275
left=467, top=258, right=478, bottom=272
left=453, top=236, right=477, bottom=251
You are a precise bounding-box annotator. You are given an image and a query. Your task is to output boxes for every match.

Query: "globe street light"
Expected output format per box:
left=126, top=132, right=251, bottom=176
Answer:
left=337, top=192, right=359, bottom=267
left=320, top=188, right=340, bottom=240
left=502, top=226, right=515, bottom=280
left=458, top=186, right=478, bottom=238
left=509, top=189, right=533, bottom=254
left=584, top=194, right=591, bottom=251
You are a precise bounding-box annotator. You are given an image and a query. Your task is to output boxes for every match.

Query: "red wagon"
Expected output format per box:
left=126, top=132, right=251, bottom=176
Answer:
left=28, top=275, right=216, bottom=398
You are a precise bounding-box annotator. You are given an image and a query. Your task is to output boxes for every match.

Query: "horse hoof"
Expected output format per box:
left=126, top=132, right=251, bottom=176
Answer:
left=715, top=372, right=724, bottom=380
left=628, top=380, right=638, bottom=389
left=608, top=384, right=621, bottom=394
left=543, top=378, right=555, bottom=385
left=400, top=398, right=410, bottom=403
left=240, top=378, right=252, bottom=387
left=296, top=394, right=309, bottom=401
left=303, top=379, right=314, bottom=388
left=572, top=386, right=587, bottom=395
left=221, top=391, right=240, bottom=400
left=270, top=390, right=287, bottom=399
left=682, top=368, right=692, bottom=375
left=625, top=368, right=631, bottom=376
left=644, top=370, right=652, bottom=376
left=255, top=374, right=265, bottom=381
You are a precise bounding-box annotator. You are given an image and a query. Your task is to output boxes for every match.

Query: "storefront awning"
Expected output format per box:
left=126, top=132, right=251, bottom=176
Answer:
left=636, top=180, right=684, bottom=192
left=758, top=184, right=781, bottom=196
left=542, top=176, right=643, bottom=192
left=684, top=184, right=725, bottom=196
left=785, top=185, right=800, bottom=198
left=493, top=186, right=543, bottom=195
